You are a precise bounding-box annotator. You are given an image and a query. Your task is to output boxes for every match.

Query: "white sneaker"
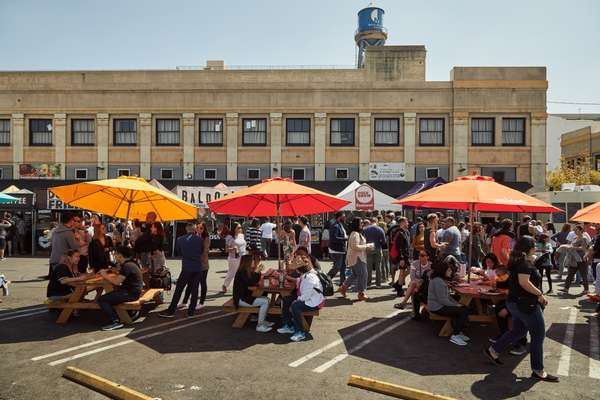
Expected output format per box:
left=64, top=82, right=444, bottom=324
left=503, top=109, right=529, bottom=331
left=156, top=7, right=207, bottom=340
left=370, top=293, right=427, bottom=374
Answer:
left=450, top=334, right=468, bottom=346
left=277, top=325, right=295, bottom=334
left=457, top=332, right=471, bottom=342
left=256, top=324, right=272, bottom=333
left=263, top=321, right=275, bottom=327
left=195, top=303, right=204, bottom=311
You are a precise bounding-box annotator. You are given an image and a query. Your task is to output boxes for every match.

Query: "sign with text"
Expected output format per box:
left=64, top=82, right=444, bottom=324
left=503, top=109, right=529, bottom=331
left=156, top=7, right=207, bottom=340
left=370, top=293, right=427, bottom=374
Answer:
left=174, top=185, right=247, bottom=207
left=0, top=192, right=35, bottom=209
left=368, top=163, right=405, bottom=181
left=47, top=190, right=79, bottom=210
left=355, top=183, right=375, bottom=211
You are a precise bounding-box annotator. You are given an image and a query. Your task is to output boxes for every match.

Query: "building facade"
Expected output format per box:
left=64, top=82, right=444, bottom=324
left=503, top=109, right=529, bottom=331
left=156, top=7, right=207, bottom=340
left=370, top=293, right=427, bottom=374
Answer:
left=561, top=125, right=600, bottom=170
left=0, top=45, right=548, bottom=193
left=552, top=114, right=600, bottom=171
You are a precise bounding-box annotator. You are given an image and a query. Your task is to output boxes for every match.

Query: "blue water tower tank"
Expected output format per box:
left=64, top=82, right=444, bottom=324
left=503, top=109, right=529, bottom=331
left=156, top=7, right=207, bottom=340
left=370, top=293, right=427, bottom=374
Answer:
left=355, top=6, right=387, bottom=68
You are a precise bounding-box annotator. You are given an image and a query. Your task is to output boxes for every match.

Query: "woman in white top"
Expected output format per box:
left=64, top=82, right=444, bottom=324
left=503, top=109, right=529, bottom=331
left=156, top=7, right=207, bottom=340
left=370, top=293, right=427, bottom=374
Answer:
left=297, top=216, right=312, bottom=254
left=337, top=218, right=374, bottom=301
left=222, top=222, right=247, bottom=293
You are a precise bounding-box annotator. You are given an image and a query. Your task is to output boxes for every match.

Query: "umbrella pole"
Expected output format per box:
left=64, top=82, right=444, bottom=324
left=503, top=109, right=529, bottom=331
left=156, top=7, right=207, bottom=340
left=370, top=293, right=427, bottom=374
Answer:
left=277, top=197, right=282, bottom=272
left=467, top=204, right=474, bottom=283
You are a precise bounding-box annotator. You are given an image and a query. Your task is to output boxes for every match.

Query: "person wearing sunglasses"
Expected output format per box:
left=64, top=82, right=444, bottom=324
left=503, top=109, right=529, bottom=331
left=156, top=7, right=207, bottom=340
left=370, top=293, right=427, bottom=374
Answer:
left=394, top=251, right=431, bottom=312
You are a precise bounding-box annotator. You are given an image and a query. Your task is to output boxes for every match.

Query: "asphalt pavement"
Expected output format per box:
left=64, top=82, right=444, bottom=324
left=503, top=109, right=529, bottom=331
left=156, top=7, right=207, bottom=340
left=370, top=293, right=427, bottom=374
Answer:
left=0, top=257, right=599, bottom=400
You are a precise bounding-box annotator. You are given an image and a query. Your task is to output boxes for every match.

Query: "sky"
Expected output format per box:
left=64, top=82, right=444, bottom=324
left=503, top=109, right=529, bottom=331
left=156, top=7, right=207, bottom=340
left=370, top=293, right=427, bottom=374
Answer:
left=0, top=0, right=599, bottom=114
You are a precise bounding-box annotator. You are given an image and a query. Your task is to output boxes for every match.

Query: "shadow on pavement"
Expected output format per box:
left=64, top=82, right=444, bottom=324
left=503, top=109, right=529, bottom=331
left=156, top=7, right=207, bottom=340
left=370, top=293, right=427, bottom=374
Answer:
left=546, top=319, right=597, bottom=359
left=470, top=372, right=538, bottom=400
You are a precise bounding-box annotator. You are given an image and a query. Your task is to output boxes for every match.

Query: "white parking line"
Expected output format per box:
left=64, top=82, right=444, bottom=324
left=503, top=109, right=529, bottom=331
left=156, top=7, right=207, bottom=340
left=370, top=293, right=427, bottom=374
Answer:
left=557, top=307, right=578, bottom=376
left=0, top=306, right=46, bottom=317
left=312, top=315, right=411, bottom=373
left=31, top=310, right=222, bottom=361
left=48, top=312, right=235, bottom=366
left=590, top=316, right=600, bottom=379
left=0, top=310, right=47, bottom=321
left=289, top=310, right=403, bottom=368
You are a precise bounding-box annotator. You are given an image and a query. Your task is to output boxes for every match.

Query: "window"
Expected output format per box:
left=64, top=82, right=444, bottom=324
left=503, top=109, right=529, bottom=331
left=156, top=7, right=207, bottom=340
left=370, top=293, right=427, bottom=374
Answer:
left=204, top=169, right=217, bottom=180
left=374, top=118, right=400, bottom=146
left=330, top=118, right=355, bottom=146
left=242, top=118, right=267, bottom=146
left=286, top=118, right=310, bottom=146
left=492, top=171, right=505, bottom=182
left=117, top=168, right=130, bottom=177
left=113, top=119, right=137, bottom=145
left=160, top=168, right=173, bottom=180
left=335, top=168, right=349, bottom=180
left=292, top=168, right=305, bottom=181
left=75, top=169, right=88, bottom=180
left=247, top=168, right=260, bottom=180
left=199, top=119, right=223, bottom=146
left=156, top=119, right=180, bottom=146
left=71, top=119, right=95, bottom=146
left=426, top=168, right=439, bottom=179
left=502, top=118, right=525, bottom=146
left=0, top=119, right=10, bottom=145
left=471, top=118, right=494, bottom=146
left=419, top=118, right=444, bottom=146
left=29, top=119, right=52, bottom=146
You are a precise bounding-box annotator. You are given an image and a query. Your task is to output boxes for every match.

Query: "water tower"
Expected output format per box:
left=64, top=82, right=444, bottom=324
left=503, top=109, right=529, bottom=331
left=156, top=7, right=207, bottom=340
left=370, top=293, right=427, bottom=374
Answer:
left=355, top=5, right=387, bottom=68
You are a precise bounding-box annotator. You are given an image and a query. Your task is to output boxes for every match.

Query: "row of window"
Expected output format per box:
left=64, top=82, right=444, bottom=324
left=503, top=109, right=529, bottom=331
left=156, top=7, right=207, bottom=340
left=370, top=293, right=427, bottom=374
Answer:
left=0, top=117, right=526, bottom=147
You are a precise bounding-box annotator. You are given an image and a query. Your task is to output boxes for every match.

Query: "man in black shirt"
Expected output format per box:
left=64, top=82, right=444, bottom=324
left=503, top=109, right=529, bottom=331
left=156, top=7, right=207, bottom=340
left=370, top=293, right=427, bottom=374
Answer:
left=97, top=246, right=143, bottom=331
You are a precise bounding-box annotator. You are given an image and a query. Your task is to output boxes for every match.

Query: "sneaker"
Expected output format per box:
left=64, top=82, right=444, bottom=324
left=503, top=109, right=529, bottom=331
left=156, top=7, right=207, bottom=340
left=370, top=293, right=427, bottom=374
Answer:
left=394, top=303, right=406, bottom=310
left=290, top=331, right=306, bottom=342
left=531, top=371, right=559, bottom=382
left=101, top=321, right=124, bottom=331
left=277, top=325, right=295, bottom=334
left=158, top=312, right=175, bottom=318
left=450, top=335, right=468, bottom=346
left=256, top=324, right=272, bottom=333
left=488, top=336, right=500, bottom=344
left=483, top=346, right=504, bottom=365
left=263, top=321, right=275, bottom=327
left=509, top=345, right=528, bottom=356
left=457, top=332, right=471, bottom=342
left=195, top=303, right=205, bottom=311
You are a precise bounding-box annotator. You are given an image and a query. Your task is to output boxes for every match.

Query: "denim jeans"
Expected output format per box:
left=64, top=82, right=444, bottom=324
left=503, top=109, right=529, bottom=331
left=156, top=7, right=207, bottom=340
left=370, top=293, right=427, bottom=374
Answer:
left=282, top=296, right=318, bottom=334
left=239, top=296, right=269, bottom=325
left=344, top=258, right=368, bottom=293
left=492, top=302, right=545, bottom=372
left=167, top=270, right=202, bottom=315
left=366, top=249, right=383, bottom=286
left=97, top=289, right=140, bottom=323
left=183, top=269, right=209, bottom=305
left=260, top=238, right=272, bottom=257
left=327, top=252, right=346, bottom=284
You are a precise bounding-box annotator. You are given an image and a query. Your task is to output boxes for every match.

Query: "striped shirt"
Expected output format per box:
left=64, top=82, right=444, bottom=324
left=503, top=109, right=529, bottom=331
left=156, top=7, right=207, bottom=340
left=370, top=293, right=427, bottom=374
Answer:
left=246, top=227, right=262, bottom=251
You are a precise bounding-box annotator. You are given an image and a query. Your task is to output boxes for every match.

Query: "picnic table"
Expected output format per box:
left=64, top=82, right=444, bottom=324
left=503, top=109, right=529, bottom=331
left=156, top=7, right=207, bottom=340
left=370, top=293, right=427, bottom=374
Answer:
left=47, top=273, right=163, bottom=324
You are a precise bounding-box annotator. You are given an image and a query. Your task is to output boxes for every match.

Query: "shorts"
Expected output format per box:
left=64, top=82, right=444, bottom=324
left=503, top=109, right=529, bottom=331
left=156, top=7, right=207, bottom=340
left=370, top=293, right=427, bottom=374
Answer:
left=0, top=238, right=5, bottom=248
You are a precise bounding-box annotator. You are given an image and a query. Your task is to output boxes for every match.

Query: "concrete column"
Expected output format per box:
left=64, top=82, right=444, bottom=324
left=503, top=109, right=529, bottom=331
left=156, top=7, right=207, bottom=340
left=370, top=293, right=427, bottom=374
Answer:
left=403, top=113, right=416, bottom=181
left=358, top=113, right=371, bottom=181
left=139, top=113, right=152, bottom=179
left=96, top=113, right=109, bottom=179
left=314, top=113, right=327, bottom=181
left=225, top=112, right=238, bottom=180
left=270, top=112, right=282, bottom=178
left=53, top=113, right=67, bottom=178
left=182, top=113, right=195, bottom=179
left=452, top=112, right=469, bottom=179
left=11, top=114, right=24, bottom=178
left=531, top=113, right=547, bottom=192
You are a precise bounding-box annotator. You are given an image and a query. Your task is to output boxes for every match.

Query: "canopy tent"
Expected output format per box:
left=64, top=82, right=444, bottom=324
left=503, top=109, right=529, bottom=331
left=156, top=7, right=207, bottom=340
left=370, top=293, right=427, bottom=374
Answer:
left=1, top=185, right=20, bottom=194
left=396, top=177, right=447, bottom=200
left=336, top=181, right=402, bottom=211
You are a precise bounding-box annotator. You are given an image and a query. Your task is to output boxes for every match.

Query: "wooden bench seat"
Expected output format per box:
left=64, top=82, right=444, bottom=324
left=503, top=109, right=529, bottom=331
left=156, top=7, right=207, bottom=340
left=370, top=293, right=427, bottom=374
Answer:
left=222, top=298, right=319, bottom=331
left=420, top=304, right=453, bottom=337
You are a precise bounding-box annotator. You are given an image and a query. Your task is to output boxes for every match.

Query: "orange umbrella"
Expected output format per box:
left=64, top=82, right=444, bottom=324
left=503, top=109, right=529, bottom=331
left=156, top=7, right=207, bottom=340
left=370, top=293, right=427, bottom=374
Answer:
left=571, top=202, right=600, bottom=223
left=207, top=177, right=350, bottom=217
left=394, top=175, right=561, bottom=213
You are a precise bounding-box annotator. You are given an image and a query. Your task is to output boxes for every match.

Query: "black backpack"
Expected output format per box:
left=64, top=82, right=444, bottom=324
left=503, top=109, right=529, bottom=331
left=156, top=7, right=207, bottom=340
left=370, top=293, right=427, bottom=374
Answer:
left=415, top=272, right=430, bottom=304
left=313, top=270, right=334, bottom=297
left=149, top=266, right=172, bottom=291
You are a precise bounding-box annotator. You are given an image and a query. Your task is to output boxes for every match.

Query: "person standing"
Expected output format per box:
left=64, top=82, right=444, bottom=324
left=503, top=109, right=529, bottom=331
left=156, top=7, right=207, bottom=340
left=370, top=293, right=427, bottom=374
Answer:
left=259, top=217, right=276, bottom=258
left=390, top=217, right=411, bottom=295
left=337, top=219, right=374, bottom=301
left=441, top=217, right=462, bottom=259
left=279, top=221, right=297, bottom=264
left=297, top=216, right=312, bottom=254
left=74, top=218, right=91, bottom=273
left=363, top=217, right=386, bottom=288
left=490, top=219, right=515, bottom=266
left=327, top=212, right=348, bottom=285
left=484, top=236, right=558, bottom=382
left=246, top=218, right=262, bottom=255
left=48, top=213, right=80, bottom=277
left=424, top=213, right=444, bottom=261
left=561, top=225, right=590, bottom=295
left=160, top=223, right=205, bottom=318
left=0, top=217, right=11, bottom=261
left=88, top=223, right=114, bottom=273
left=222, top=223, right=246, bottom=293
left=181, top=221, right=211, bottom=310
left=15, top=214, right=27, bottom=255
left=411, top=222, right=425, bottom=260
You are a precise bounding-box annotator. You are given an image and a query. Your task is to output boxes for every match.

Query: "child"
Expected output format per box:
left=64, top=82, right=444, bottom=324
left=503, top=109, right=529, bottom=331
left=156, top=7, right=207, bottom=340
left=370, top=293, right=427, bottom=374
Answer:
left=535, top=234, right=553, bottom=293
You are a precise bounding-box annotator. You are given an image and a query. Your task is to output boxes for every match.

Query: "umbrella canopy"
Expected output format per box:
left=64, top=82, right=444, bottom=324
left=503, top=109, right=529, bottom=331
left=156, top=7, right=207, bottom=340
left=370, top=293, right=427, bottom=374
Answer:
left=571, top=202, right=600, bottom=223
left=50, top=176, right=198, bottom=221
left=394, top=175, right=561, bottom=213
left=0, top=193, right=18, bottom=204
left=207, top=177, right=350, bottom=217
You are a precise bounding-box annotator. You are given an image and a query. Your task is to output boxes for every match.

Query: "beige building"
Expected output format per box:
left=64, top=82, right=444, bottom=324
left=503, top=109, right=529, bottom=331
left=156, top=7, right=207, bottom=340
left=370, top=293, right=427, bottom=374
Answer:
left=0, top=45, right=548, bottom=193
left=561, top=125, right=600, bottom=170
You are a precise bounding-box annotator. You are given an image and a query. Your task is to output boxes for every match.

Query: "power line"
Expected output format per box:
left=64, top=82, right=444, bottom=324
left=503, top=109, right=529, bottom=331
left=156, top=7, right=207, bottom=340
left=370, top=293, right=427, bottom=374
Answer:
left=548, top=101, right=600, bottom=106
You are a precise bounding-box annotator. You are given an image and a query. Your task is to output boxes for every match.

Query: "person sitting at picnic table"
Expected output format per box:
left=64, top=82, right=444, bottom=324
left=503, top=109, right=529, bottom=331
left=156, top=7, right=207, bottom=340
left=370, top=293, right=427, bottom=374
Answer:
left=97, top=246, right=144, bottom=331
left=427, top=260, right=471, bottom=346
left=294, top=246, right=321, bottom=271
left=278, top=253, right=324, bottom=342
left=232, top=254, right=273, bottom=333
left=88, top=223, right=114, bottom=273
left=394, top=251, right=431, bottom=311
left=46, top=250, right=93, bottom=302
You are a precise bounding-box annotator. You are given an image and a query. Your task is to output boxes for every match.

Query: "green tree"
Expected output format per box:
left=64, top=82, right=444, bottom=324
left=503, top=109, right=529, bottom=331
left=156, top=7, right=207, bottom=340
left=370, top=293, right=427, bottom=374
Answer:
left=546, top=154, right=598, bottom=190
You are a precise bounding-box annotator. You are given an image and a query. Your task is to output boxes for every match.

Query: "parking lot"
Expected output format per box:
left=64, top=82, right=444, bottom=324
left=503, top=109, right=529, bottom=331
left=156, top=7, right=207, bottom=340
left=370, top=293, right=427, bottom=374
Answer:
left=1, top=257, right=599, bottom=400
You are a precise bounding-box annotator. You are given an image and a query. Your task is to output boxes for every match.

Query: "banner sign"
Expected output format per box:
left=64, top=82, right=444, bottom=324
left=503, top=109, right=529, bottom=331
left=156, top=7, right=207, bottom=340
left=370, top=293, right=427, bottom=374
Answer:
left=369, top=163, right=405, bottom=181
left=355, top=184, right=375, bottom=211
left=47, top=190, right=79, bottom=210
left=174, top=185, right=247, bottom=207
left=19, top=163, right=61, bottom=179
left=0, top=192, right=35, bottom=209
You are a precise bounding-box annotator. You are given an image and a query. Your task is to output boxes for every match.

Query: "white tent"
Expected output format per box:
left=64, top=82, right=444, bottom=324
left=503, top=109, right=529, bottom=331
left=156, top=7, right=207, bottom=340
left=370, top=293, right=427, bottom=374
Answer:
left=336, top=181, right=402, bottom=211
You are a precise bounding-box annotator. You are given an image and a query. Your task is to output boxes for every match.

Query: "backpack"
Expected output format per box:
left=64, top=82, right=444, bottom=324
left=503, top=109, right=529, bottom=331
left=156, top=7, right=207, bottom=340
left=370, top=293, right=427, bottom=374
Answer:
left=313, top=270, right=334, bottom=297
left=415, top=272, right=430, bottom=304
left=389, top=229, right=403, bottom=261
left=149, top=265, right=172, bottom=290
